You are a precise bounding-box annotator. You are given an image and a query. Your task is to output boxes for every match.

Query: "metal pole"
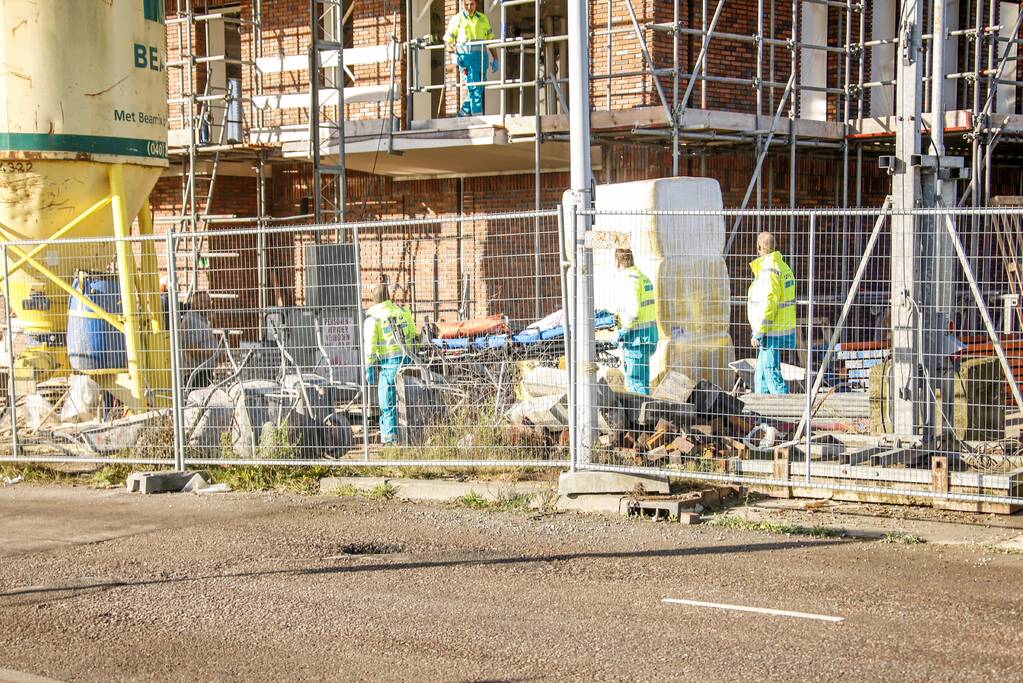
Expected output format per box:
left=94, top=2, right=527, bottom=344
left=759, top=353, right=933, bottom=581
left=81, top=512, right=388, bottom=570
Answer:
left=165, top=232, right=186, bottom=471
left=337, top=0, right=347, bottom=221
left=756, top=0, right=764, bottom=207
left=353, top=224, right=371, bottom=462
left=804, top=213, right=815, bottom=484
left=1, top=246, right=18, bottom=458
left=256, top=153, right=268, bottom=338
left=672, top=0, right=680, bottom=175
left=534, top=0, right=543, bottom=320
left=568, top=0, right=591, bottom=191
left=701, top=0, right=708, bottom=107
left=789, top=0, right=798, bottom=235
left=568, top=0, right=595, bottom=465
left=557, top=205, right=577, bottom=472
left=931, top=0, right=947, bottom=160
left=310, top=0, right=323, bottom=224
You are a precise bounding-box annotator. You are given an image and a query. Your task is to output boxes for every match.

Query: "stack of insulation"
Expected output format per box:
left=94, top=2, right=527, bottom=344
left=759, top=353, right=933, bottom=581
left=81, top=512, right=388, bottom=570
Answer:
left=592, top=177, right=735, bottom=389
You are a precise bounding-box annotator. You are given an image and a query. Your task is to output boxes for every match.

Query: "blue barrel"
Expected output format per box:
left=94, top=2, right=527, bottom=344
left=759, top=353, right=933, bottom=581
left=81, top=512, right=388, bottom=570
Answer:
left=67, top=273, right=127, bottom=371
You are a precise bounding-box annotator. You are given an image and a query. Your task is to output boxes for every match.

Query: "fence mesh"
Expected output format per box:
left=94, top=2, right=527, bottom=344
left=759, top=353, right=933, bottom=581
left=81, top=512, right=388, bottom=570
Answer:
left=577, top=207, right=1023, bottom=509
left=3, top=206, right=1023, bottom=508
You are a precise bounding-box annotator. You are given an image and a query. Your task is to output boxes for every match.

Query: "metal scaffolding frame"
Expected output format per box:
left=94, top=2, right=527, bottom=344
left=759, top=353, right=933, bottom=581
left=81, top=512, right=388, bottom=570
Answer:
left=309, top=0, right=347, bottom=224
left=400, top=0, right=1021, bottom=218
left=160, top=0, right=1023, bottom=251
left=165, top=0, right=268, bottom=297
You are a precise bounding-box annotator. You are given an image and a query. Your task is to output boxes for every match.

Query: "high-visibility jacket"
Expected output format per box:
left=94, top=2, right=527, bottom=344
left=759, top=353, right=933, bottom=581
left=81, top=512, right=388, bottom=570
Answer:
left=443, top=10, right=495, bottom=46
left=616, top=266, right=657, bottom=331
left=747, top=250, right=796, bottom=340
left=363, top=300, right=417, bottom=366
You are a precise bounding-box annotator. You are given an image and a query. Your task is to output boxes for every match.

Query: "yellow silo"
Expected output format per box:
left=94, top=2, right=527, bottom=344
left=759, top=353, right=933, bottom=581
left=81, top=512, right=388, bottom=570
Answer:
left=0, top=0, right=169, bottom=408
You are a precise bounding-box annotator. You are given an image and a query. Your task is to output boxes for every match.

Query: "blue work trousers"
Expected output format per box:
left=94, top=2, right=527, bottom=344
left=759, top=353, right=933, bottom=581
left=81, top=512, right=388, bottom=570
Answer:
left=377, top=356, right=409, bottom=444
left=456, top=47, right=488, bottom=116
left=619, top=323, right=659, bottom=395
left=754, top=333, right=794, bottom=395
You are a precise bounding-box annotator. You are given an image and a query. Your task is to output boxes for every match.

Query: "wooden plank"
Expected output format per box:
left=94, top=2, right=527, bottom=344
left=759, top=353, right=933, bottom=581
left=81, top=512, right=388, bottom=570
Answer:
left=931, top=456, right=950, bottom=494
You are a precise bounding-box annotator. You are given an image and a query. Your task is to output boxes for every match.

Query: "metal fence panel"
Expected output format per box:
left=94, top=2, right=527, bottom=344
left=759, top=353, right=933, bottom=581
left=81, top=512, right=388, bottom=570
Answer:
left=163, top=211, right=567, bottom=468
left=574, top=207, right=1023, bottom=510
left=0, top=233, right=176, bottom=467
left=5, top=204, right=1023, bottom=510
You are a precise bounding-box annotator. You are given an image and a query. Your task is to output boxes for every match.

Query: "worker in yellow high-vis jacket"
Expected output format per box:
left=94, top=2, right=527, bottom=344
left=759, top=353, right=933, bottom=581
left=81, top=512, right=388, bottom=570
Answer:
left=444, top=0, right=498, bottom=116
left=612, top=248, right=659, bottom=395
left=362, top=283, right=418, bottom=444
left=747, top=231, right=797, bottom=394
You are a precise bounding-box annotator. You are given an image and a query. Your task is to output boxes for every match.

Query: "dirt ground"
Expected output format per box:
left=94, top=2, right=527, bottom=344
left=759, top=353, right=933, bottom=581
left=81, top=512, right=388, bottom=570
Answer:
left=1, top=485, right=1022, bottom=682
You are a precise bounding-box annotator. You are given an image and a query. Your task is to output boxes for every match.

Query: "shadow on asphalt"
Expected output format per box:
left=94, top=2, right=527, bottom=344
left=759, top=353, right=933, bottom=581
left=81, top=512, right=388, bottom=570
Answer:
left=0, top=538, right=852, bottom=602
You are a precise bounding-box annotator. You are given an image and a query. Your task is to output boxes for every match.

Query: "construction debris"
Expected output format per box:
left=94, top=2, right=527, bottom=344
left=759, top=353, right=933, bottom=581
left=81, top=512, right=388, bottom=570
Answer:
left=126, top=471, right=211, bottom=495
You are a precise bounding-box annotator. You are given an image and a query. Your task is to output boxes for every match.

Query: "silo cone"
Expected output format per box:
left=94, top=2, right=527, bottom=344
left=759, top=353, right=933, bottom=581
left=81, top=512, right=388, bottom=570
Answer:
left=0, top=1, right=170, bottom=408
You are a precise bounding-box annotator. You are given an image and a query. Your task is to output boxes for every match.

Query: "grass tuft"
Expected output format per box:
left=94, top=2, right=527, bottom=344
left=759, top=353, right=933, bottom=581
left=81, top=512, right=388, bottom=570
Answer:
left=453, top=488, right=536, bottom=513
left=707, top=514, right=845, bottom=538
left=879, top=532, right=926, bottom=545
left=329, top=480, right=398, bottom=500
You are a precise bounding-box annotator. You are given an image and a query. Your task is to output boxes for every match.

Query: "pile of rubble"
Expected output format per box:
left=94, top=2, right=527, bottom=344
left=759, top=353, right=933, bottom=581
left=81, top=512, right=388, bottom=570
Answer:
left=506, top=364, right=790, bottom=467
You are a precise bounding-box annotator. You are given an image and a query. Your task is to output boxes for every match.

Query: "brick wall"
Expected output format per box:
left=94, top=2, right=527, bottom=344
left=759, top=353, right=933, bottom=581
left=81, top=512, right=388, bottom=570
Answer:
left=155, top=0, right=1021, bottom=337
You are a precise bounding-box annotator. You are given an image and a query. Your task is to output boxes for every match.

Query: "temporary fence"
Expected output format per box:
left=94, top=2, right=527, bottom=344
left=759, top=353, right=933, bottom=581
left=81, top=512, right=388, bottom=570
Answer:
left=574, top=205, right=1023, bottom=512
left=0, top=211, right=567, bottom=470
left=2, top=204, right=1023, bottom=511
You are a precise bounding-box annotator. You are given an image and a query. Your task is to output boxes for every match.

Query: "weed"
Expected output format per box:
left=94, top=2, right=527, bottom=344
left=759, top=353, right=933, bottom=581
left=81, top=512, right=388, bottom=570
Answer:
left=1, top=463, right=150, bottom=488
left=409, top=403, right=555, bottom=463
left=209, top=465, right=335, bottom=493
left=707, top=514, right=845, bottom=538
left=329, top=484, right=361, bottom=497
left=453, top=488, right=536, bottom=512
left=257, top=423, right=300, bottom=460
left=533, top=487, right=558, bottom=513
left=129, top=415, right=175, bottom=461
left=988, top=545, right=1023, bottom=556
left=327, top=480, right=397, bottom=500
left=493, top=489, right=534, bottom=511
left=367, top=482, right=397, bottom=500
left=879, top=532, right=926, bottom=545
left=455, top=490, right=490, bottom=509
left=1, top=463, right=82, bottom=485
left=89, top=465, right=138, bottom=487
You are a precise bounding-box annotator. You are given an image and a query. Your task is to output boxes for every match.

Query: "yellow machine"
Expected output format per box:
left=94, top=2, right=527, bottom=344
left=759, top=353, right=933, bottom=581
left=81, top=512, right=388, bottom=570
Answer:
left=0, top=0, right=170, bottom=409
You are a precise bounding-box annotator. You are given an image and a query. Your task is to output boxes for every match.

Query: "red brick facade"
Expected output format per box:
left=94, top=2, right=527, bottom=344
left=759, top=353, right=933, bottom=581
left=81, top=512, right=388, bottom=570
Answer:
left=153, top=0, right=991, bottom=333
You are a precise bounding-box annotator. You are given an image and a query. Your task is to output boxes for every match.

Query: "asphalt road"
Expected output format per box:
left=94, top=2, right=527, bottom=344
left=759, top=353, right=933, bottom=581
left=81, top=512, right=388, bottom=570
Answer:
left=1, top=485, right=1021, bottom=682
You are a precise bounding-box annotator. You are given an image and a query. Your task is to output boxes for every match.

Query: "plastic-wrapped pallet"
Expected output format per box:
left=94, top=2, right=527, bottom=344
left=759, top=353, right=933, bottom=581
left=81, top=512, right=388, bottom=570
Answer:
left=654, top=257, right=731, bottom=337
left=593, top=177, right=734, bottom=387
left=592, top=177, right=726, bottom=260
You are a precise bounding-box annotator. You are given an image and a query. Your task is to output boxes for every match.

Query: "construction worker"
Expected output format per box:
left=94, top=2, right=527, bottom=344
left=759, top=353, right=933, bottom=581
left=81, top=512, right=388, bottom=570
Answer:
left=444, top=0, right=498, bottom=117
left=612, top=248, right=659, bottom=395
left=747, top=231, right=797, bottom=394
left=362, top=283, right=418, bottom=444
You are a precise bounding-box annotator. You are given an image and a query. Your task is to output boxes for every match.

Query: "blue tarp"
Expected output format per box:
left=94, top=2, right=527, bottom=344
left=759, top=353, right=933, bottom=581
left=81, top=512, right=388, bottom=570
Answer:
left=430, top=309, right=617, bottom=351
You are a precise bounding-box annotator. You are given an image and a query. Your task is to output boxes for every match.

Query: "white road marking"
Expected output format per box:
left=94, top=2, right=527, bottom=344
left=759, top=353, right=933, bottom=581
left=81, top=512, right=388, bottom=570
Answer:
left=662, top=598, right=845, bottom=623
